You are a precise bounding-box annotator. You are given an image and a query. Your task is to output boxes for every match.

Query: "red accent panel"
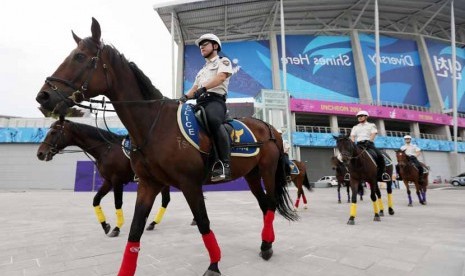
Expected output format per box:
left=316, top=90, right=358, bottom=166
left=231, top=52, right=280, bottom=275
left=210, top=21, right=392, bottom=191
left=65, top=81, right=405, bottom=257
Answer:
left=202, top=231, right=221, bottom=263
left=261, top=210, right=275, bottom=243
left=118, top=241, right=140, bottom=276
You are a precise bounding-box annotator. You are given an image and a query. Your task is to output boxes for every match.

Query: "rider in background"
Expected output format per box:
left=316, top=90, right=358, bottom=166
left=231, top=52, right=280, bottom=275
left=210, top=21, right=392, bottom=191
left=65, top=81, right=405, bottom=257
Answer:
left=279, top=130, right=292, bottom=181
left=180, top=33, right=233, bottom=182
left=350, top=110, right=390, bottom=182
left=397, top=135, right=424, bottom=184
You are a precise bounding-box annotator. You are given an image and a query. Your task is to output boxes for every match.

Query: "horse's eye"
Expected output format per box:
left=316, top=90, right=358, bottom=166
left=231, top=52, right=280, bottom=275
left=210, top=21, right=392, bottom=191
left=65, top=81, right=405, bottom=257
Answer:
left=74, top=53, right=87, bottom=62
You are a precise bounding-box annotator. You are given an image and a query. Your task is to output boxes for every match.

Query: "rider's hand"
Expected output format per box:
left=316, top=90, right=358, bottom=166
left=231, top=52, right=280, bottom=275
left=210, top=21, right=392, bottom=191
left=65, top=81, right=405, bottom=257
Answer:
left=179, top=95, right=188, bottom=103
left=194, top=87, right=207, bottom=99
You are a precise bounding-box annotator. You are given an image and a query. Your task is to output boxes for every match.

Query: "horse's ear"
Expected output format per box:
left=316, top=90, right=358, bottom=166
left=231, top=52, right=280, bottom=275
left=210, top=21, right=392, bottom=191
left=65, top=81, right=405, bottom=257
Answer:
left=72, top=30, right=81, bottom=44
left=91, top=17, right=101, bottom=44
left=59, top=115, right=64, bottom=122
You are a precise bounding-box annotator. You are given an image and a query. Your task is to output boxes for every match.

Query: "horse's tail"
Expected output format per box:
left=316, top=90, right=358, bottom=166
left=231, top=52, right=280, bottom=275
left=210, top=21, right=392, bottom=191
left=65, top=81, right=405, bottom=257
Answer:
left=302, top=173, right=312, bottom=191
left=275, top=153, right=299, bottom=221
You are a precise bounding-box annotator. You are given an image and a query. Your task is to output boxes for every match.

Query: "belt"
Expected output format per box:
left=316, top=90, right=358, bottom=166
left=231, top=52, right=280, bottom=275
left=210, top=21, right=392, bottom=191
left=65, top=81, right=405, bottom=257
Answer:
left=199, top=91, right=226, bottom=101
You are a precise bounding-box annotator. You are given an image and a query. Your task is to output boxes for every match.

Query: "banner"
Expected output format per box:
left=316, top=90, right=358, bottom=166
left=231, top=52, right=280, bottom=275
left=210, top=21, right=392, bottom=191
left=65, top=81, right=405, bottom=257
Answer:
left=426, top=39, right=465, bottom=112
left=277, top=35, right=358, bottom=102
left=183, top=40, right=272, bottom=98
left=359, top=34, right=428, bottom=106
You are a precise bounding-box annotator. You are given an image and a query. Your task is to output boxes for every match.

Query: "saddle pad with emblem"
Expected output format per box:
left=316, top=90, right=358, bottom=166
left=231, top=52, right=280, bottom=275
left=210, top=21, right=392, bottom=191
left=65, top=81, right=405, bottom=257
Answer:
left=177, top=104, right=259, bottom=157
left=290, top=160, right=300, bottom=175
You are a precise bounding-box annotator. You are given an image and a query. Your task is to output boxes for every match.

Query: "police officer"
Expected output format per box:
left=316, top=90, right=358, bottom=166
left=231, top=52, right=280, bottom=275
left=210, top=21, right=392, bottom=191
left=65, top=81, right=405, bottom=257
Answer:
left=180, top=33, right=233, bottom=182
left=350, top=110, right=390, bottom=181
left=397, top=135, right=424, bottom=183
left=278, top=129, right=292, bottom=180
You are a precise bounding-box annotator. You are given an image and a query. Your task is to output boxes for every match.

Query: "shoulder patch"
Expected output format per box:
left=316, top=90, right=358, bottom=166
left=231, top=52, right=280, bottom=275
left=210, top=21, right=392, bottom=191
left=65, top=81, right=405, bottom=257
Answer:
left=222, top=59, right=230, bottom=66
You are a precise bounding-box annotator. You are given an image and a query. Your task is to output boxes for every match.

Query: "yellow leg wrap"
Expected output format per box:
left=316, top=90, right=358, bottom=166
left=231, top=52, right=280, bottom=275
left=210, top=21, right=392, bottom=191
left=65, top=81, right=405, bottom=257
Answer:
left=154, top=207, right=166, bottom=224
left=387, top=194, right=393, bottom=208
left=377, top=198, right=384, bottom=211
left=116, top=209, right=124, bottom=228
left=372, top=201, right=379, bottom=214
left=350, top=203, right=357, bottom=217
left=94, top=206, right=106, bottom=223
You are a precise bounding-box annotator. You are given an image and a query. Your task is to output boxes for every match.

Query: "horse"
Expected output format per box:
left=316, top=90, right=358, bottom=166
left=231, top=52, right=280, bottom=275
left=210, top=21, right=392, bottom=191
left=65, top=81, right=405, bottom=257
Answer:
left=333, top=135, right=395, bottom=225
left=330, top=156, right=364, bottom=203
left=35, top=18, right=297, bottom=276
left=36, top=119, right=172, bottom=237
left=395, top=150, right=428, bottom=206
left=287, top=160, right=312, bottom=210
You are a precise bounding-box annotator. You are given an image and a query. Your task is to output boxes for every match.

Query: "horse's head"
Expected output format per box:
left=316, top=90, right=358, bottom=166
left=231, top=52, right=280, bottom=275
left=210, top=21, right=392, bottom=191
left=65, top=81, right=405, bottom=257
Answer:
left=37, top=118, right=72, bottom=161
left=36, top=18, right=108, bottom=116
left=395, top=149, right=408, bottom=166
left=333, top=134, right=355, bottom=163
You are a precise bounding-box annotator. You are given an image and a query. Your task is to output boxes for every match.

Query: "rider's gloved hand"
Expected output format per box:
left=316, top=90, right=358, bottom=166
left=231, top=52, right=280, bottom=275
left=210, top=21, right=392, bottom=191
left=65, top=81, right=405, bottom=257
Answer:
left=194, top=87, right=207, bottom=99
left=179, top=94, right=188, bottom=103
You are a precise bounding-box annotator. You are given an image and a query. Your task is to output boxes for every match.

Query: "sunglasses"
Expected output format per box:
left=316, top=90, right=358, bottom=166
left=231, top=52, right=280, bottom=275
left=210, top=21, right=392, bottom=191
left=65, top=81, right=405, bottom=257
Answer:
left=200, top=41, right=211, bottom=47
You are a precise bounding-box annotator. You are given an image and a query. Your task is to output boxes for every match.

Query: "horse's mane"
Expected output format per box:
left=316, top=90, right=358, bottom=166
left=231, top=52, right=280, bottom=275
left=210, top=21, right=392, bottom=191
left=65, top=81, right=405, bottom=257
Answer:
left=66, top=120, right=123, bottom=142
left=84, top=37, right=164, bottom=101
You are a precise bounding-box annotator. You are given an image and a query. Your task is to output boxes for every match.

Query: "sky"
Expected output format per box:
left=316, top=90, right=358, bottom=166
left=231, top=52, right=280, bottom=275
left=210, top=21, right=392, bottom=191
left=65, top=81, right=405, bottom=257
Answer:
left=0, top=0, right=175, bottom=118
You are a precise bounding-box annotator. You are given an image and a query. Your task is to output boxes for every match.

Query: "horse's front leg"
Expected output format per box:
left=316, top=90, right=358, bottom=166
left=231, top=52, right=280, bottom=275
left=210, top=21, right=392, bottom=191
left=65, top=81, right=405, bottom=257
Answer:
left=118, top=181, right=160, bottom=276
left=337, top=183, right=342, bottom=203
left=146, top=185, right=171, bottom=231
left=108, top=181, right=124, bottom=237
left=369, top=182, right=381, bottom=222
left=93, top=179, right=112, bottom=235
left=347, top=180, right=359, bottom=225
left=182, top=183, right=221, bottom=276
left=414, top=181, right=425, bottom=205
left=374, top=184, right=384, bottom=217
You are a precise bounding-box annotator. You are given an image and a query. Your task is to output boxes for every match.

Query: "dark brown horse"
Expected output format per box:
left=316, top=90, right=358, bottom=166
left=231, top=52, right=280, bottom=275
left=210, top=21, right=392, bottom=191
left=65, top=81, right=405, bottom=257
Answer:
left=395, top=150, right=428, bottom=206
left=35, top=18, right=297, bottom=276
left=287, top=160, right=312, bottom=210
left=330, top=156, right=364, bottom=203
left=36, top=119, right=171, bottom=236
left=333, top=135, right=395, bottom=225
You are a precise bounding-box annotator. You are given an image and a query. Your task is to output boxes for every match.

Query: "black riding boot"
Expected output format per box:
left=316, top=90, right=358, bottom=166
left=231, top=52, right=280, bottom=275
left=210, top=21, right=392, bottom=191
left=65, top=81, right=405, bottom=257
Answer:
left=395, top=165, right=402, bottom=180
left=211, top=125, right=231, bottom=182
left=377, top=157, right=390, bottom=182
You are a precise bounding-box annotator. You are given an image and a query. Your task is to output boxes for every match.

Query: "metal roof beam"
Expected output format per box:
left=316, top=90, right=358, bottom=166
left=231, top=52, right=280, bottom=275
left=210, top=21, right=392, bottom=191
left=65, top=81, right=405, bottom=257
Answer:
left=419, top=0, right=450, bottom=32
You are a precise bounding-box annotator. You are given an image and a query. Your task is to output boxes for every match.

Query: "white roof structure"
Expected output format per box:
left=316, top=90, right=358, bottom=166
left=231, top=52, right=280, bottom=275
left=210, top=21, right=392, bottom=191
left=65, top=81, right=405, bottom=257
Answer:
left=154, top=0, right=465, bottom=45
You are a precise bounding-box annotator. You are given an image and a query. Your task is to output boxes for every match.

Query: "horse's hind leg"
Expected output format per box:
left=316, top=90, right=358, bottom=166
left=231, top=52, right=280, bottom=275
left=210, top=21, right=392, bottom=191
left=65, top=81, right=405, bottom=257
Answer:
left=404, top=181, right=413, bottom=206
left=370, top=182, right=381, bottom=222
left=146, top=185, right=171, bottom=231
left=386, top=181, right=395, bottom=215
left=245, top=173, right=274, bottom=260
left=93, top=180, right=112, bottom=235
left=108, top=181, right=125, bottom=237
left=415, top=182, right=425, bottom=205
left=337, top=184, right=342, bottom=203
left=182, top=183, right=221, bottom=275
left=118, top=182, right=160, bottom=276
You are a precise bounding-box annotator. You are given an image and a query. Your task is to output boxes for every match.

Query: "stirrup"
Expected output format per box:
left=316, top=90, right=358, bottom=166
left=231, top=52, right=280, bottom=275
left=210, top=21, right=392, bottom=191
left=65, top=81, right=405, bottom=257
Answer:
left=133, top=175, right=139, bottom=182
left=211, top=161, right=230, bottom=182
left=381, top=173, right=390, bottom=182
left=344, top=173, right=350, bottom=181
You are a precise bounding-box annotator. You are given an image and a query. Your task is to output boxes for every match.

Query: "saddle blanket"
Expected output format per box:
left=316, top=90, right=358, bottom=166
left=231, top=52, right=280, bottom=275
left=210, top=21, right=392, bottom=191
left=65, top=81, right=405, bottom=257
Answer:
left=177, top=104, right=259, bottom=157
left=290, top=161, right=300, bottom=175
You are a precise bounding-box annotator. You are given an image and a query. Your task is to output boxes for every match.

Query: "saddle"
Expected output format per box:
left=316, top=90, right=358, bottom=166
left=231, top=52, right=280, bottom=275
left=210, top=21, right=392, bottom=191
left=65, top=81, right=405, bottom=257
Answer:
left=177, top=104, right=261, bottom=157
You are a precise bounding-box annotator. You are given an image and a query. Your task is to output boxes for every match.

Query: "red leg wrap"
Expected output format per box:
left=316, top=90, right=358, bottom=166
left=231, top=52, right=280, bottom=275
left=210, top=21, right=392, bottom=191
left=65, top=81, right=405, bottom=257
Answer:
left=261, top=210, right=275, bottom=243
left=295, top=198, right=300, bottom=208
left=302, top=195, right=307, bottom=204
left=118, top=241, right=140, bottom=276
left=202, top=231, right=221, bottom=263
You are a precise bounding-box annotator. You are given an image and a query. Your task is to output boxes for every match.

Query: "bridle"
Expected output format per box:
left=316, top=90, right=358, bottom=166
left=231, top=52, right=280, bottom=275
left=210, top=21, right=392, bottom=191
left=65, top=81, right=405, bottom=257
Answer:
left=336, top=136, right=363, bottom=161
left=44, top=42, right=110, bottom=105
left=41, top=122, right=67, bottom=156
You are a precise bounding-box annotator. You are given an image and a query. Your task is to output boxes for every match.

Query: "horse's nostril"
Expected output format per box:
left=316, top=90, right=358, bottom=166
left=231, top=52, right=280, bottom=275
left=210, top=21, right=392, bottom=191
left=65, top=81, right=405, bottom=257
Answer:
left=36, top=91, right=50, bottom=104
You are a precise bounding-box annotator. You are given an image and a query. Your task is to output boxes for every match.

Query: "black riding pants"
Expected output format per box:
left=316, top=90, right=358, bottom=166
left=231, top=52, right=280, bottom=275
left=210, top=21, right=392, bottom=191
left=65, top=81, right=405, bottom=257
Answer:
left=408, top=155, right=423, bottom=174
left=358, top=141, right=386, bottom=176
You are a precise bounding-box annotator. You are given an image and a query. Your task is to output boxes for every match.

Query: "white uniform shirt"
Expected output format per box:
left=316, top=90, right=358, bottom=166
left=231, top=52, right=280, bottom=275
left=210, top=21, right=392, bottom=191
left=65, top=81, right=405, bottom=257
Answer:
left=350, top=122, right=377, bottom=142
left=194, top=55, right=233, bottom=96
left=400, top=144, right=420, bottom=156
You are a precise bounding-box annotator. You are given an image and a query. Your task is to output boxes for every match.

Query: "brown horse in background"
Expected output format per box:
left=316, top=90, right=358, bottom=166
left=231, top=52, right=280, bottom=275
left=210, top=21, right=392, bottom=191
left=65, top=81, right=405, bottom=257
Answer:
left=287, top=160, right=312, bottom=209
left=36, top=119, right=171, bottom=236
left=35, top=18, right=297, bottom=276
left=395, top=150, right=428, bottom=206
left=330, top=156, right=364, bottom=203
left=334, top=135, right=395, bottom=225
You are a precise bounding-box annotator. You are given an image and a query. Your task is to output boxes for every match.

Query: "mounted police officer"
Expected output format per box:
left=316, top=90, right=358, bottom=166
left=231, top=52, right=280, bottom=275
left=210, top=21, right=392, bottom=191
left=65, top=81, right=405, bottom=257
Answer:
left=397, top=135, right=424, bottom=184
left=350, top=110, right=390, bottom=182
left=180, top=33, right=233, bottom=182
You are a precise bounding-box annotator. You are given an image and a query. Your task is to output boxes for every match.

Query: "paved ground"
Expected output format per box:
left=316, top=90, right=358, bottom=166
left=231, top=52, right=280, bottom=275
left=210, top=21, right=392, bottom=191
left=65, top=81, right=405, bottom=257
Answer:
left=0, top=184, right=464, bottom=276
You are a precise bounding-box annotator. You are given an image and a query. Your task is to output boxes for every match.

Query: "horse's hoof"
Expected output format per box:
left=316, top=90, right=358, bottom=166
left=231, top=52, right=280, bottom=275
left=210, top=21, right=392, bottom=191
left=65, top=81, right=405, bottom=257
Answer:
left=259, top=248, right=273, bottom=261
left=203, top=269, right=221, bottom=276
left=374, top=215, right=381, bottom=222
left=107, top=227, right=120, bottom=237
left=420, top=201, right=426, bottom=205
left=103, top=223, right=111, bottom=235
left=408, top=203, right=413, bottom=207
left=388, top=208, right=395, bottom=215
left=338, top=200, right=341, bottom=204
left=191, top=219, right=197, bottom=226
left=347, top=217, right=355, bottom=225
left=146, top=222, right=156, bottom=231
left=303, top=205, right=308, bottom=210
left=379, top=210, right=384, bottom=217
